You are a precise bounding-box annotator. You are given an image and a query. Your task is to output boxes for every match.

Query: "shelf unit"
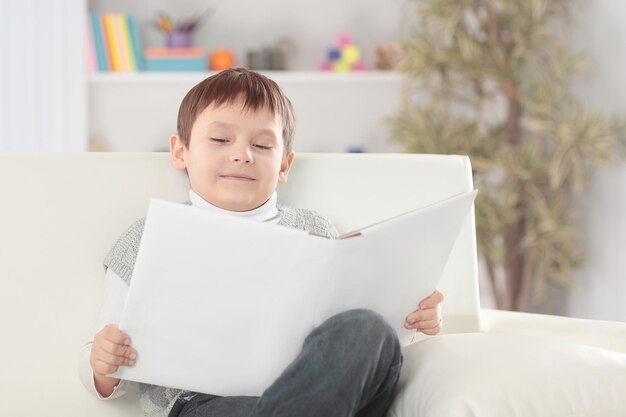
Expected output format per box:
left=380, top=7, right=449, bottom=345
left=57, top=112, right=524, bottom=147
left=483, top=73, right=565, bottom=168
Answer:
left=86, top=0, right=405, bottom=152
left=88, top=71, right=403, bottom=84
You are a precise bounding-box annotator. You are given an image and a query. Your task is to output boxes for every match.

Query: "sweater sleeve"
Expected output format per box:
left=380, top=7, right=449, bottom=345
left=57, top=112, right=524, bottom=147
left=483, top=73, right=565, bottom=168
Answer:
left=102, top=218, right=146, bottom=284
left=277, top=206, right=339, bottom=238
left=79, top=268, right=136, bottom=400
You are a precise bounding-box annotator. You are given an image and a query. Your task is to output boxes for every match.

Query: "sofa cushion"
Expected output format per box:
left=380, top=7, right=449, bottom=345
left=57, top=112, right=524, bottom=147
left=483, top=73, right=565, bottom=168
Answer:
left=389, top=332, right=626, bottom=417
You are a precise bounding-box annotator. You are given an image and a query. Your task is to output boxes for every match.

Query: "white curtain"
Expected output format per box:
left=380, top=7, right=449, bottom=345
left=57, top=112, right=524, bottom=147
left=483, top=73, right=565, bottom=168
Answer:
left=0, top=0, right=87, bottom=150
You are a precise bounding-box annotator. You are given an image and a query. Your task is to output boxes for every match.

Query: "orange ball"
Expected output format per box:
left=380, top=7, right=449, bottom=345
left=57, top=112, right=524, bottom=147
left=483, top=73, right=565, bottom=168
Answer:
left=210, top=49, right=236, bottom=70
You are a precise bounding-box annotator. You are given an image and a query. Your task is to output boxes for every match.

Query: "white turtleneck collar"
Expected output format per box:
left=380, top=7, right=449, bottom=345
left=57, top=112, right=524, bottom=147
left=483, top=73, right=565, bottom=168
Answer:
left=188, top=189, right=280, bottom=223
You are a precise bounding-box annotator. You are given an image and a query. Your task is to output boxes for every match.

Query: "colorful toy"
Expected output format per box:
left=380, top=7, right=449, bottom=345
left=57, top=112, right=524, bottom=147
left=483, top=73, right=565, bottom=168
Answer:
left=375, top=42, right=406, bottom=70
left=210, top=49, right=236, bottom=70
left=320, top=33, right=368, bottom=72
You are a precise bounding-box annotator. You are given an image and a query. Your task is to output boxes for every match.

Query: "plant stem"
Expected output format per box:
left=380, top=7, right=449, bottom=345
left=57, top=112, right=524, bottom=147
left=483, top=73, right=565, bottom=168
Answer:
left=504, top=216, right=525, bottom=311
left=485, top=0, right=526, bottom=311
left=515, top=247, right=537, bottom=311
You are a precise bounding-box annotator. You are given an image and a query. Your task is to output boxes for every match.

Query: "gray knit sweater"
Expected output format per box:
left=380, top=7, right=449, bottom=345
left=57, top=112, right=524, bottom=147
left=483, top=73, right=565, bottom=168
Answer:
left=103, top=203, right=338, bottom=417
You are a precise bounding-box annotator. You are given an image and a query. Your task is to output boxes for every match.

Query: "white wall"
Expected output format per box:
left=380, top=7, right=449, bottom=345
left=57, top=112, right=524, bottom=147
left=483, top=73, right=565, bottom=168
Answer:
left=568, top=0, right=626, bottom=322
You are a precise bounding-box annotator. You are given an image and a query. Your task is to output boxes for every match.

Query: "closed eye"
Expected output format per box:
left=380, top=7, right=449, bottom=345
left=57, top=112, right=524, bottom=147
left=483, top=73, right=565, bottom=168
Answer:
left=254, top=144, right=272, bottom=150
left=210, top=137, right=228, bottom=143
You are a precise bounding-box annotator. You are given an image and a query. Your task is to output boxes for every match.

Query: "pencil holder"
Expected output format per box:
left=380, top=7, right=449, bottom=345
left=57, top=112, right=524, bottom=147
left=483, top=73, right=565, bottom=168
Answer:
left=166, top=31, right=193, bottom=48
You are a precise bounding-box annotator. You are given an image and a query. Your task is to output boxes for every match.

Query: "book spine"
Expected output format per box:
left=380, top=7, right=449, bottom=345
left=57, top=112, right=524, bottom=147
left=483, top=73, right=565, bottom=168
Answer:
left=112, top=14, right=130, bottom=71
left=85, top=15, right=97, bottom=72
left=118, top=14, right=135, bottom=71
left=103, top=14, right=121, bottom=71
left=127, top=15, right=145, bottom=71
left=90, top=13, right=109, bottom=71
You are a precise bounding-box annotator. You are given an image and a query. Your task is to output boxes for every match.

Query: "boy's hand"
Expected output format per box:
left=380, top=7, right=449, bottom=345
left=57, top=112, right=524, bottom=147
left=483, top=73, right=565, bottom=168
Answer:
left=403, top=290, right=444, bottom=335
left=90, top=324, right=137, bottom=377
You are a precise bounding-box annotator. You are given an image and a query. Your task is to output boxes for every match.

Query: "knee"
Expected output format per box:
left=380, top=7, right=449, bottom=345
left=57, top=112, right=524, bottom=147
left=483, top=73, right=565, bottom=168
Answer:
left=331, top=309, right=388, bottom=333
left=304, top=309, right=402, bottom=373
left=323, top=309, right=400, bottom=352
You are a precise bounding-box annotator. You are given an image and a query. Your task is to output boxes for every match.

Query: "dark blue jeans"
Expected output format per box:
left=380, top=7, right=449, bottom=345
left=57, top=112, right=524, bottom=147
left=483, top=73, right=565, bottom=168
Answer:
left=169, top=309, right=403, bottom=417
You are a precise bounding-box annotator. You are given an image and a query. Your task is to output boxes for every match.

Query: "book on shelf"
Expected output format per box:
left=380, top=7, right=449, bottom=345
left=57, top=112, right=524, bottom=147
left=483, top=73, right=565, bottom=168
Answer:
left=85, top=17, right=97, bottom=72
left=144, top=47, right=208, bottom=72
left=87, top=12, right=145, bottom=72
left=144, top=48, right=204, bottom=57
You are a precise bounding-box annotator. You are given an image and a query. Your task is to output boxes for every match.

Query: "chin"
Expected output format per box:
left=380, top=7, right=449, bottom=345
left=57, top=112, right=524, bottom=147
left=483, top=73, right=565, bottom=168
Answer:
left=221, top=199, right=260, bottom=212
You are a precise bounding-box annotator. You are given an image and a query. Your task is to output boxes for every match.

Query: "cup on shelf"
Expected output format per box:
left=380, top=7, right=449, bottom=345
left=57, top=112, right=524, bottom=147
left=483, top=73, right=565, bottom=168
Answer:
left=166, top=31, right=193, bottom=48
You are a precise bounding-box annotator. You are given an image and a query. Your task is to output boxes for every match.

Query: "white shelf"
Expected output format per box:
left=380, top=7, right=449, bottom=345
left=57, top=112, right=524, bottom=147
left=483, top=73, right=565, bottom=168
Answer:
left=88, top=70, right=403, bottom=84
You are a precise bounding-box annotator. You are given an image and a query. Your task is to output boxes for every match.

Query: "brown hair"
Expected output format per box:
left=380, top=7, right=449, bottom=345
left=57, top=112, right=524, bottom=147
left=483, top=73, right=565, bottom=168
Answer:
left=177, top=67, right=296, bottom=155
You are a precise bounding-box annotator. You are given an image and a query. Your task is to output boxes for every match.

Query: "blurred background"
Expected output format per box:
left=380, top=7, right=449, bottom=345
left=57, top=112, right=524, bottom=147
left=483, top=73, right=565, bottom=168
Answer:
left=0, top=0, right=624, bottom=322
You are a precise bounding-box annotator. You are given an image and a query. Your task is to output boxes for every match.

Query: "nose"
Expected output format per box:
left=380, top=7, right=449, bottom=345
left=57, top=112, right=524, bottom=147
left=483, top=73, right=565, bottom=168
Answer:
left=230, top=145, right=253, bottom=164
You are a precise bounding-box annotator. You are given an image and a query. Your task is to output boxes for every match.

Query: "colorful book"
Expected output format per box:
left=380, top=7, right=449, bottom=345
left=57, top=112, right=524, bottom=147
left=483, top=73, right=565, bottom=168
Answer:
left=144, top=48, right=204, bottom=58
left=100, top=14, right=114, bottom=70
left=145, top=57, right=207, bottom=72
left=90, top=12, right=201, bottom=72
left=85, top=17, right=97, bottom=72
left=127, top=15, right=145, bottom=71
left=90, top=12, right=110, bottom=71
left=114, top=13, right=134, bottom=71
left=102, top=14, right=121, bottom=71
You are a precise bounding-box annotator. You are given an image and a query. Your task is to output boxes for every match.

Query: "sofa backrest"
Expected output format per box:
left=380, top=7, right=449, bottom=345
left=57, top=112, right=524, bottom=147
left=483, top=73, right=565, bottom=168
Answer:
left=0, top=152, right=479, bottom=416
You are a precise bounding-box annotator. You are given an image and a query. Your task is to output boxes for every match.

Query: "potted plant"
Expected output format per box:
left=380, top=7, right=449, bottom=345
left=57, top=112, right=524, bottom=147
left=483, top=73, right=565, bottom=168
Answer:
left=389, top=0, right=626, bottom=311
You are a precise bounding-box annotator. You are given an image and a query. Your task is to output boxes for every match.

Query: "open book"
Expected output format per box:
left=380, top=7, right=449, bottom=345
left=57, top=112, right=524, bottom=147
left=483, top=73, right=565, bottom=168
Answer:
left=114, top=190, right=477, bottom=396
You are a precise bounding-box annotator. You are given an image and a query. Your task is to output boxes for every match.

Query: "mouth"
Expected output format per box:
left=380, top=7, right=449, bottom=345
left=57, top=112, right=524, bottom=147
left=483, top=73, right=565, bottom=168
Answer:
left=220, top=173, right=255, bottom=181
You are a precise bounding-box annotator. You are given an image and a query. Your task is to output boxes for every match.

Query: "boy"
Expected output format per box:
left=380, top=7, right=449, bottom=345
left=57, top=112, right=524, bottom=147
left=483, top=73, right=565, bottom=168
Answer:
left=79, top=68, right=444, bottom=417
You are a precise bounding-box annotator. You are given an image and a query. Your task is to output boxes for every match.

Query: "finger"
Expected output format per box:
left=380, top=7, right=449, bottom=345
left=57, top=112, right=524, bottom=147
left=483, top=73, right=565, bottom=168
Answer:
left=98, top=337, right=135, bottom=358
left=93, top=344, right=132, bottom=366
left=420, top=319, right=443, bottom=336
left=102, top=325, right=132, bottom=347
left=418, top=290, right=444, bottom=309
left=405, top=307, right=438, bottom=324
left=95, top=335, right=136, bottom=360
left=405, top=319, right=442, bottom=334
left=404, top=316, right=441, bottom=330
left=404, top=321, right=419, bottom=330
left=417, top=317, right=442, bottom=331
left=92, top=358, right=119, bottom=376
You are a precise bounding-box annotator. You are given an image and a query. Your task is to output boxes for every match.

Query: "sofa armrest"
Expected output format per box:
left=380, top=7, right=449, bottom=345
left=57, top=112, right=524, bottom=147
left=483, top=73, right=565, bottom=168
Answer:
left=480, top=308, right=626, bottom=354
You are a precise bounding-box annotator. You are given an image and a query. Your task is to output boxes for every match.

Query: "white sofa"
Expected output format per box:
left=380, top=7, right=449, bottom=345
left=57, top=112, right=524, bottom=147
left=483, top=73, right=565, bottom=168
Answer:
left=1, top=152, right=625, bottom=417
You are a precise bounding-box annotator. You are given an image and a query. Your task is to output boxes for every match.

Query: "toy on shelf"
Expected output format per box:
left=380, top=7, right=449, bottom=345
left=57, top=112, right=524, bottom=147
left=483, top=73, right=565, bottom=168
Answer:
left=209, top=49, right=236, bottom=71
left=320, top=33, right=367, bottom=72
left=346, top=146, right=366, bottom=153
left=246, top=38, right=295, bottom=70
left=374, top=42, right=407, bottom=70
left=247, top=46, right=285, bottom=70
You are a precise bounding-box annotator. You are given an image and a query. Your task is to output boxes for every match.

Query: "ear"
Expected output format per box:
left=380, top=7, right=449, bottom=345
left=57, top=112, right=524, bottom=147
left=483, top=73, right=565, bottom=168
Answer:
left=170, top=134, right=187, bottom=171
left=278, top=151, right=296, bottom=184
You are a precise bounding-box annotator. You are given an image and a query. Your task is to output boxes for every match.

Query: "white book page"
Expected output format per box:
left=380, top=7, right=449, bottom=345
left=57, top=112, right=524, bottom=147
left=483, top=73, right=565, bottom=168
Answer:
left=114, top=200, right=334, bottom=396
left=316, top=190, right=478, bottom=345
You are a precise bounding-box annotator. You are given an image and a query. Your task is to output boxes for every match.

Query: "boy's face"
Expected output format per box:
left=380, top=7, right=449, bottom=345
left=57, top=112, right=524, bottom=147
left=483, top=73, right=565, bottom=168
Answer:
left=170, top=98, right=295, bottom=212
